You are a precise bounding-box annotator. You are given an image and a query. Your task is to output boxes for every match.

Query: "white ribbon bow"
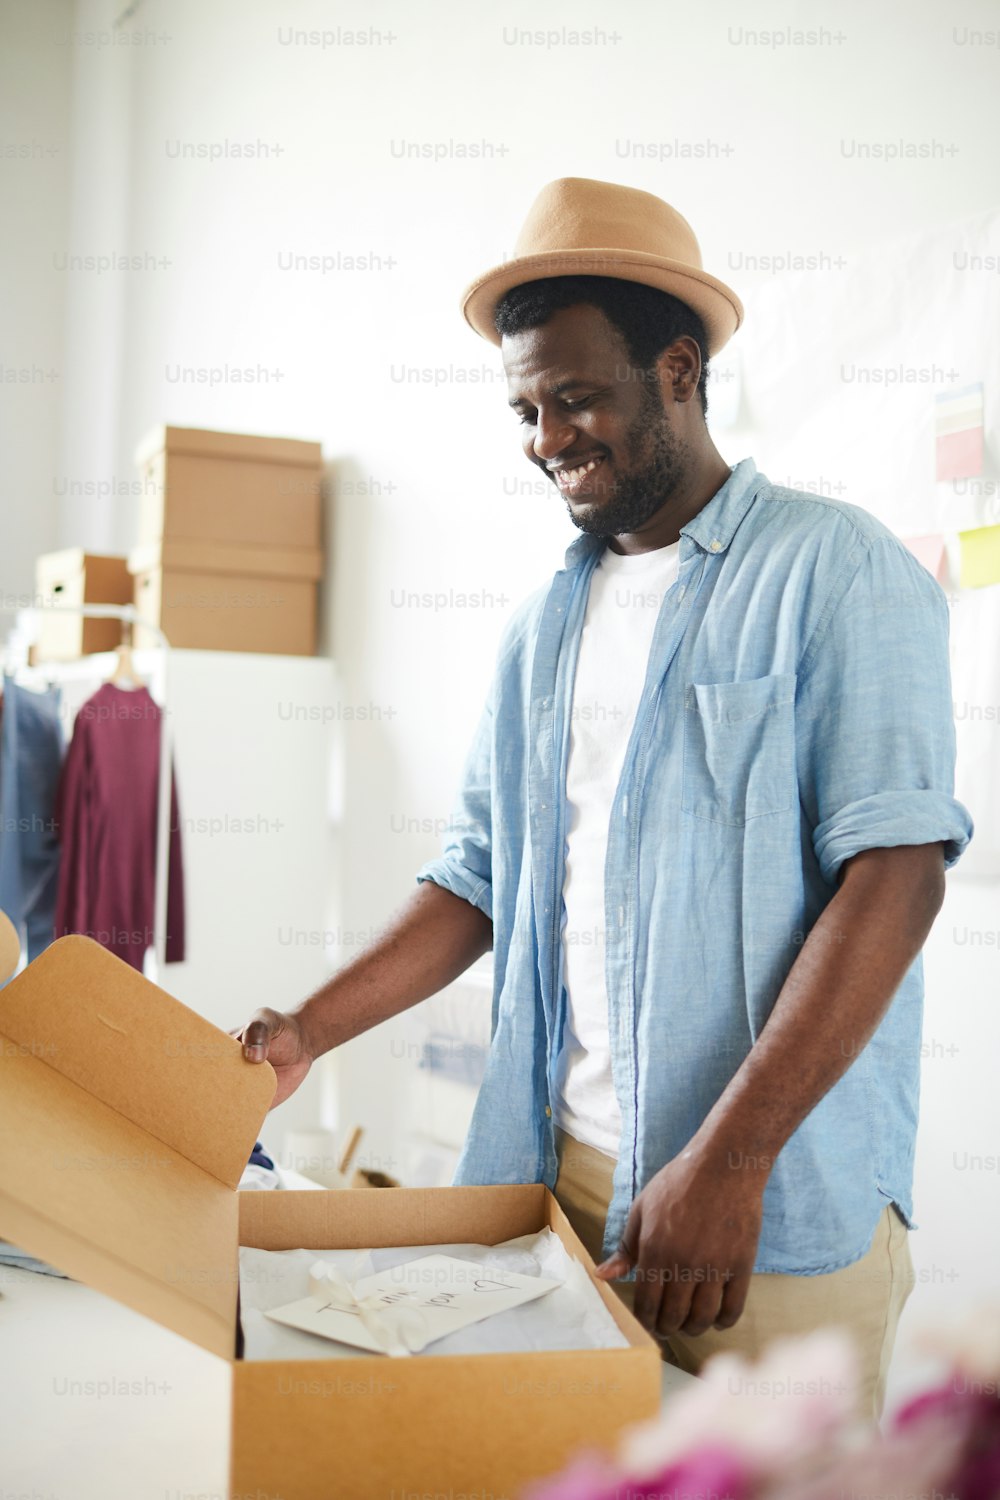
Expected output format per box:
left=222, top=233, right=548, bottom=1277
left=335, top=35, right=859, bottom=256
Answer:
left=308, top=1260, right=429, bottom=1358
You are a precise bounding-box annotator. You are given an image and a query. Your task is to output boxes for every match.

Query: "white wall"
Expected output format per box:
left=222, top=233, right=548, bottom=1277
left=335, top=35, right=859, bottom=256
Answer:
left=4, top=0, right=999, bottom=1407
left=0, top=0, right=73, bottom=601
left=907, top=870, right=1000, bottom=1402
left=55, top=0, right=135, bottom=550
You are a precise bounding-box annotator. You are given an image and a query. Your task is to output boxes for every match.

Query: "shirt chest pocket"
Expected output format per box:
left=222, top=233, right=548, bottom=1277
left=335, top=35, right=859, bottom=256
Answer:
left=681, top=672, right=797, bottom=825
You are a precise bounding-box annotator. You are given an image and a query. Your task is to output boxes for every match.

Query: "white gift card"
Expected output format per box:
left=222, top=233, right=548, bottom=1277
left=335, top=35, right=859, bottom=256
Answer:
left=263, top=1254, right=562, bottom=1357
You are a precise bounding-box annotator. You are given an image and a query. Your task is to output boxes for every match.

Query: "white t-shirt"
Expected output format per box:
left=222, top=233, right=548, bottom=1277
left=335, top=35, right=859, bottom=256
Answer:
left=552, top=539, right=682, bottom=1157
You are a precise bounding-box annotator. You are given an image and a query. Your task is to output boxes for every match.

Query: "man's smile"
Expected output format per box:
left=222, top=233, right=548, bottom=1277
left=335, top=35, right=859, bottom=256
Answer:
left=547, top=453, right=608, bottom=496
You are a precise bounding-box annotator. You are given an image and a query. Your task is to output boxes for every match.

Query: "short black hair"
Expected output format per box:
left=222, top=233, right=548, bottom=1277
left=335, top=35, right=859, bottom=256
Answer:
left=493, top=274, right=711, bottom=417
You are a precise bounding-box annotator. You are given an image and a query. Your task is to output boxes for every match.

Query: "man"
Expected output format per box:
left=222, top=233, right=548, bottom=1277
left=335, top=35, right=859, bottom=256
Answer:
left=236, top=179, right=972, bottom=1418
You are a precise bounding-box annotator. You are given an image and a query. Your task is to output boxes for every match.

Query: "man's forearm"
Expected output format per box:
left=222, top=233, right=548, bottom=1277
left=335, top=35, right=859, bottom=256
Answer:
left=293, top=881, right=493, bottom=1057
left=686, top=842, right=946, bottom=1177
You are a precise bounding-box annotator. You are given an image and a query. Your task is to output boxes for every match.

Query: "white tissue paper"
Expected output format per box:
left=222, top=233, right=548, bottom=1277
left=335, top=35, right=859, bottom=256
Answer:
left=238, top=1228, right=628, bottom=1360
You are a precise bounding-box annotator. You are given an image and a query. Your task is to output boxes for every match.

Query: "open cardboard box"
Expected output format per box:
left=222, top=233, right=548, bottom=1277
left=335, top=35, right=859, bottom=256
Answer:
left=0, top=924, right=660, bottom=1499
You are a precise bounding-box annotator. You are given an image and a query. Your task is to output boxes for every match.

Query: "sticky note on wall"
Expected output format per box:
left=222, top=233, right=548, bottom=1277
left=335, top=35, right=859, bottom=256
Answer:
left=936, top=383, right=984, bottom=481
left=902, top=534, right=946, bottom=582
left=958, top=525, right=1000, bottom=589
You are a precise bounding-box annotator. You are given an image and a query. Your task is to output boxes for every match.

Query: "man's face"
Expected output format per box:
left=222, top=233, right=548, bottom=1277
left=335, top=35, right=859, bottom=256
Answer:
left=502, top=302, right=693, bottom=539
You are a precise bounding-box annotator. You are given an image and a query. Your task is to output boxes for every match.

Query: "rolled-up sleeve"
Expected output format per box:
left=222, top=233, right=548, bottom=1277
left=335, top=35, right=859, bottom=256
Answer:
left=415, top=687, right=494, bottom=921
left=796, top=532, right=973, bottom=886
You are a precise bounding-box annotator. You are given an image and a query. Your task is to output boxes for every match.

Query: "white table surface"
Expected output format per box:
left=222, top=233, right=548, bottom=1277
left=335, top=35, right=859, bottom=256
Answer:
left=0, top=1255, right=692, bottom=1500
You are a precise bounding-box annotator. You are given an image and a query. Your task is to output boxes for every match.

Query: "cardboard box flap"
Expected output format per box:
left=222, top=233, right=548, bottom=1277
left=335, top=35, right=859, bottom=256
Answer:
left=128, top=539, right=324, bottom=582
left=135, top=425, right=322, bottom=471
left=0, top=937, right=275, bottom=1189
left=0, top=1045, right=239, bottom=1360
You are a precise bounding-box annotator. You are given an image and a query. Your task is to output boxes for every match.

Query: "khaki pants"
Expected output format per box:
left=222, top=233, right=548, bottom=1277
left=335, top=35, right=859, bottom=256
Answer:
left=553, top=1128, right=915, bottom=1422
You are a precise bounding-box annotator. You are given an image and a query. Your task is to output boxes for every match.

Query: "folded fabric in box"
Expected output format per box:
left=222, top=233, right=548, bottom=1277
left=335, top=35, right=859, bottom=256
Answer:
left=239, top=1227, right=627, bottom=1360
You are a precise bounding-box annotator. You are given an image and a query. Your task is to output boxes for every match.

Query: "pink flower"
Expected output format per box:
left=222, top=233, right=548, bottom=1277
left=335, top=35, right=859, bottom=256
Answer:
left=521, top=1452, right=621, bottom=1500
left=620, top=1330, right=859, bottom=1480
left=892, top=1378, right=1000, bottom=1500
left=913, top=1306, right=1000, bottom=1385
left=524, top=1445, right=751, bottom=1500
left=630, top=1446, right=751, bottom=1499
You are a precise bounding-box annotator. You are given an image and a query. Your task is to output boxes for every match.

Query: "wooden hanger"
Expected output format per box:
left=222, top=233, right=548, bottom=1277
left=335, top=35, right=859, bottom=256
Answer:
left=108, top=619, right=144, bottom=690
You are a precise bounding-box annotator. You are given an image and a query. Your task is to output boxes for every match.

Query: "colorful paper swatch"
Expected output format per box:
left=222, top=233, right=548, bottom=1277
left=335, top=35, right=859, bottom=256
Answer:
left=958, top=524, right=1000, bottom=589
left=935, top=383, right=984, bottom=481
left=902, top=533, right=947, bottom=582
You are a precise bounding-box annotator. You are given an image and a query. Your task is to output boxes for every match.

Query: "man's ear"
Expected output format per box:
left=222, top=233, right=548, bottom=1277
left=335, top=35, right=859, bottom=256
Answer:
left=656, top=334, right=702, bottom=407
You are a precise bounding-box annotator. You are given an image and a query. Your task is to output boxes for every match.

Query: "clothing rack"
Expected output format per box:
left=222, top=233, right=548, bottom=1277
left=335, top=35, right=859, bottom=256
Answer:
left=0, top=602, right=173, bottom=976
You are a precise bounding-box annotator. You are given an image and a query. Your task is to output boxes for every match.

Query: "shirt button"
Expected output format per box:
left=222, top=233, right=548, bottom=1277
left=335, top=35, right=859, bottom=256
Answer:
left=709, top=539, right=722, bottom=552
left=544, top=1106, right=552, bottom=1118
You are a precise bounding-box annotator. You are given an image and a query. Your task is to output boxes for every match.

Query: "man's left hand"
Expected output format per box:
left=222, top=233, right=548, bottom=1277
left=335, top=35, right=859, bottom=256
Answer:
left=595, top=1147, right=766, bottom=1341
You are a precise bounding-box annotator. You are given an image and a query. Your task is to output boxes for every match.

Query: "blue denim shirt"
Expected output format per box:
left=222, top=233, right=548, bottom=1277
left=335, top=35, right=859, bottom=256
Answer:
left=416, top=458, right=973, bottom=1273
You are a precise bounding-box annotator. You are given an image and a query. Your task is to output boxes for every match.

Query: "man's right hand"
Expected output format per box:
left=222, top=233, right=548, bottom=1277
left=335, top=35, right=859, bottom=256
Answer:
left=230, top=1008, right=316, bottom=1107
left=227, top=885, right=492, bottom=1111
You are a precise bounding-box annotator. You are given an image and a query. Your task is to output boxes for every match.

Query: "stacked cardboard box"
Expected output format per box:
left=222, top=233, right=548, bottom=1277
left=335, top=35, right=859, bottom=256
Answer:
left=129, top=425, right=324, bottom=655
left=34, top=549, right=134, bottom=661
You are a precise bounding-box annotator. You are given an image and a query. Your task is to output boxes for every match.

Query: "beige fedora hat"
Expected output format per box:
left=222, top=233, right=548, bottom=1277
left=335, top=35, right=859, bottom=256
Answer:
left=461, top=177, right=743, bottom=356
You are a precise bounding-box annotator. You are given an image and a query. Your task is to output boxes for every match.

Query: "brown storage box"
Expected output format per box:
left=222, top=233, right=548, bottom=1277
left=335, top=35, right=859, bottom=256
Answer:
left=135, top=425, right=323, bottom=552
left=34, top=549, right=133, bottom=661
left=0, top=930, right=660, bottom=1500
left=129, top=539, right=322, bottom=655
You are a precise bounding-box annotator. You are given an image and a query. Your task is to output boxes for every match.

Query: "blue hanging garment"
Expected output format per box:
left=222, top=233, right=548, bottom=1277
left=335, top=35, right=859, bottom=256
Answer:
left=0, top=675, right=65, bottom=973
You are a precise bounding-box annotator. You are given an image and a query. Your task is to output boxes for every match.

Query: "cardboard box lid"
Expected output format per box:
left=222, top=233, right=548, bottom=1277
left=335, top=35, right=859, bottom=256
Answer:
left=135, top=425, right=322, bottom=471
left=0, top=934, right=276, bottom=1359
left=128, top=539, right=324, bottom=582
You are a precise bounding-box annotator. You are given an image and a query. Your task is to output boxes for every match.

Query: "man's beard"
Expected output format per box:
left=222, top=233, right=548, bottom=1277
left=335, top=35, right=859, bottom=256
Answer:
left=564, top=379, right=692, bottom=539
